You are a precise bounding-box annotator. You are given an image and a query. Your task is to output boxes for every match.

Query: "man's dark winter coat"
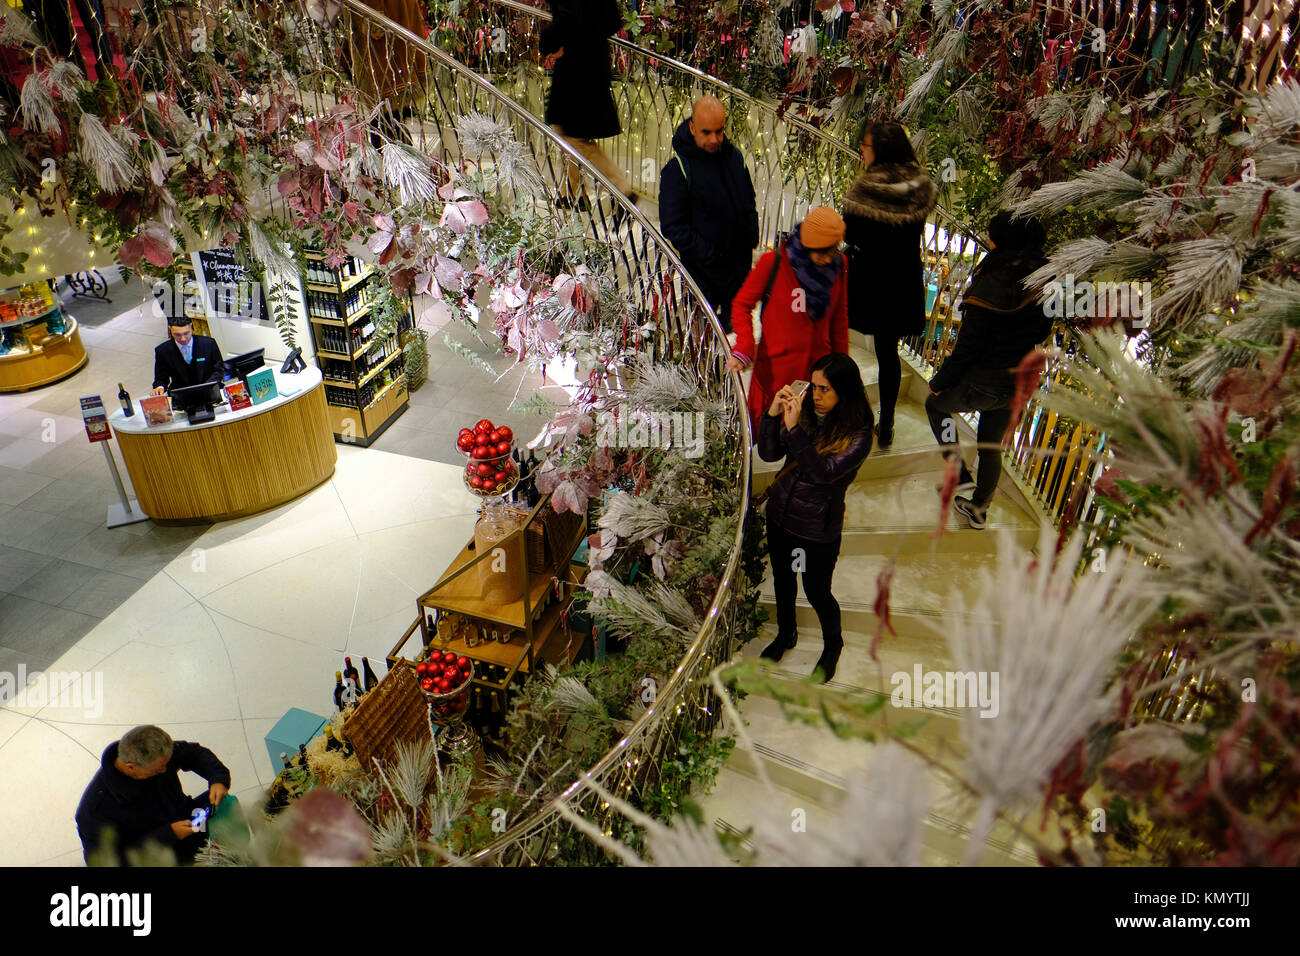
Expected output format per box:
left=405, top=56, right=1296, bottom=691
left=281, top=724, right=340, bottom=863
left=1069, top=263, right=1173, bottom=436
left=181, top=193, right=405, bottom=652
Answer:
left=539, top=0, right=623, bottom=140
left=658, top=119, right=759, bottom=318
left=76, top=740, right=231, bottom=865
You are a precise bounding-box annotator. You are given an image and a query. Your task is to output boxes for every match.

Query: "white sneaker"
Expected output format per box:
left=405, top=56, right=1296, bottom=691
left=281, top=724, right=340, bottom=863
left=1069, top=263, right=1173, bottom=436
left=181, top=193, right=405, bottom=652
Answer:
left=953, top=497, right=987, bottom=530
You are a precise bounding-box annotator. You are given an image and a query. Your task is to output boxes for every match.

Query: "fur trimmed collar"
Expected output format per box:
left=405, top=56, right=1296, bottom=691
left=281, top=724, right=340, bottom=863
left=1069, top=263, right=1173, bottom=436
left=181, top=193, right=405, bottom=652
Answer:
left=843, top=164, right=939, bottom=226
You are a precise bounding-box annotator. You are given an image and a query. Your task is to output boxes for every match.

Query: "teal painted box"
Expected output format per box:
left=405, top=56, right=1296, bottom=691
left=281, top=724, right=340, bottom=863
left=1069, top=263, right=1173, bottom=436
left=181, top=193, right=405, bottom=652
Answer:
left=265, top=708, right=327, bottom=772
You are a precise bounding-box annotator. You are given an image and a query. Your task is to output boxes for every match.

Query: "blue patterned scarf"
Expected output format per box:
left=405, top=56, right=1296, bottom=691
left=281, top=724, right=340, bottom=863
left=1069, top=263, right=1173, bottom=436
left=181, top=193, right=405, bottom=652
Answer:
left=785, top=229, right=842, bottom=321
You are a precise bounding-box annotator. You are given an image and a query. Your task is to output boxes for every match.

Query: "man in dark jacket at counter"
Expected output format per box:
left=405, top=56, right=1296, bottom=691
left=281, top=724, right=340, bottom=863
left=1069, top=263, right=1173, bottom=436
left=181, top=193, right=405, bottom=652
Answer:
left=152, top=316, right=224, bottom=395
left=76, top=724, right=231, bottom=865
left=926, top=211, right=1052, bottom=529
left=658, top=95, right=759, bottom=334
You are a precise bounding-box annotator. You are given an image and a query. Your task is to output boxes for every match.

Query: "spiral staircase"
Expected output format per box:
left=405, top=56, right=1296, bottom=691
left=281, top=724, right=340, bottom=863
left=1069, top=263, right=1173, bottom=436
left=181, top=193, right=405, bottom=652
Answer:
left=410, top=0, right=1061, bottom=864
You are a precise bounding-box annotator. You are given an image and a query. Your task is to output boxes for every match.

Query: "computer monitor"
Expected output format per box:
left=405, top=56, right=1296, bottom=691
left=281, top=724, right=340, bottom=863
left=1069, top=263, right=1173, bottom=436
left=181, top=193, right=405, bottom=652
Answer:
left=170, top=379, right=224, bottom=425
left=225, top=348, right=265, bottom=382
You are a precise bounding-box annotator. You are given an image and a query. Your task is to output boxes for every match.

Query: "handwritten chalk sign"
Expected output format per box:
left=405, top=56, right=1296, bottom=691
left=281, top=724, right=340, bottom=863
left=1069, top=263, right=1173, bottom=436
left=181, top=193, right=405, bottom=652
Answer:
left=197, top=249, right=268, bottom=323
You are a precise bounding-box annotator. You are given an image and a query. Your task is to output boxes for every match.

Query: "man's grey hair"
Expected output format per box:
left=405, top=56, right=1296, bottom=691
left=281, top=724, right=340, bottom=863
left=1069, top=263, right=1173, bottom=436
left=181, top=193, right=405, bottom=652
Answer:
left=118, top=725, right=174, bottom=767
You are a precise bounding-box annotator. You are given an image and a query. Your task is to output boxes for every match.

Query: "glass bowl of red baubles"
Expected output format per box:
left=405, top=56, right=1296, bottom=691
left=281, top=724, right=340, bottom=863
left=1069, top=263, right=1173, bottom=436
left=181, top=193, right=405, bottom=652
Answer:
left=416, top=652, right=473, bottom=719
left=457, top=418, right=518, bottom=498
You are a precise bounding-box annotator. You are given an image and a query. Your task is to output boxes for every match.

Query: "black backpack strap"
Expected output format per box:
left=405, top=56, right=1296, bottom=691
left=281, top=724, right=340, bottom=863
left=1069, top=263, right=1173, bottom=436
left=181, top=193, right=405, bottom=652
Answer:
left=674, top=153, right=690, bottom=189
left=758, top=238, right=786, bottom=315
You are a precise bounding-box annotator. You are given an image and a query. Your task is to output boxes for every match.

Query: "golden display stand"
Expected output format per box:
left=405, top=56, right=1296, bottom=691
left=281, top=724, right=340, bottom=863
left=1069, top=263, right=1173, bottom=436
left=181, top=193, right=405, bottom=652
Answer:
left=111, top=369, right=337, bottom=523
left=0, top=317, right=88, bottom=392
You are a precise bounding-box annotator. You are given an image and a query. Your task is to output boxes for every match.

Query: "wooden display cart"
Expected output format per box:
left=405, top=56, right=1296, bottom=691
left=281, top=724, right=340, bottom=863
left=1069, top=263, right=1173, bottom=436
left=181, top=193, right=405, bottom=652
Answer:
left=388, top=493, right=589, bottom=741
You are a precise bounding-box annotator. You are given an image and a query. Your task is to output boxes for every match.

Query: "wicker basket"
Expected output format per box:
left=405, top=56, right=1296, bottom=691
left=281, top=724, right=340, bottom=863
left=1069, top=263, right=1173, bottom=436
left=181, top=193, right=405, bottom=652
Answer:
left=342, top=661, right=430, bottom=770
left=505, top=501, right=585, bottom=575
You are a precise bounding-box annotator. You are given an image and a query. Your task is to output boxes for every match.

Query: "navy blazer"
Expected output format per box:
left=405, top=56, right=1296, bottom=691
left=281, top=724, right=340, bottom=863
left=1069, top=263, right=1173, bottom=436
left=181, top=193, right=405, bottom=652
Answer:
left=153, top=335, right=224, bottom=391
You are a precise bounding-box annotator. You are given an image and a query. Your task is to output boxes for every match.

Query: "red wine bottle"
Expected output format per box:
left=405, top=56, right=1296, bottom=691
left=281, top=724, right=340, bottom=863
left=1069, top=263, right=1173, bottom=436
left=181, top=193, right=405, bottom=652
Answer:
left=361, top=657, right=380, bottom=692
left=344, top=657, right=362, bottom=695
left=118, top=382, right=134, bottom=417
left=333, top=670, right=345, bottom=711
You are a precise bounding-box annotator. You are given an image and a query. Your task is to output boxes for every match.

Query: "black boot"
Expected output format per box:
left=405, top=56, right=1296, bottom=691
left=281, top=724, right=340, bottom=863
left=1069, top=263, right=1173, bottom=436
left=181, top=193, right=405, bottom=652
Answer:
left=812, top=639, right=842, bottom=683
left=876, top=417, right=894, bottom=448
left=760, top=632, right=797, bottom=662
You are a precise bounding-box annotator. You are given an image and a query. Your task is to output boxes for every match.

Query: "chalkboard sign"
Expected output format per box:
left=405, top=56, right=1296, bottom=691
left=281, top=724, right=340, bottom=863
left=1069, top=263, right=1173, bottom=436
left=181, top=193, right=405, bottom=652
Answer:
left=196, top=249, right=268, bottom=323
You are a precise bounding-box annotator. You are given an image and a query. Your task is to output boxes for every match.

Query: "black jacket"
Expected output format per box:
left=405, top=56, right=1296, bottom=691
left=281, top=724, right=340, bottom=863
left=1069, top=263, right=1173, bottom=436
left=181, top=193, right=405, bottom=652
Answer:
left=539, top=0, right=622, bottom=140
left=76, top=740, right=231, bottom=866
left=757, top=412, right=871, bottom=543
left=658, top=120, right=760, bottom=311
left=152, top=335, right=224, bottom=392
left=929, top=249, right=1052, bottom=393
left=841, top=164, right=938, bottom=338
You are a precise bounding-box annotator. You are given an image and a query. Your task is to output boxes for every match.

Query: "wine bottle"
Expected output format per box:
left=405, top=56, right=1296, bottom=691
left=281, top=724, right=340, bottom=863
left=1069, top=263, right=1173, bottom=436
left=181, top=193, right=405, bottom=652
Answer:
left=526, top=451, right=540, bottom=505
left=297, top=743, right=309, bottom=767
left=117, top=383, right=134, bottom=417
left=333, top=670, right=345, bottom=711
left=280, top=751, right=292, bottom=770
left=362, top=657, right=381, bottom=692
left=344, top=657, right=362, bottom=695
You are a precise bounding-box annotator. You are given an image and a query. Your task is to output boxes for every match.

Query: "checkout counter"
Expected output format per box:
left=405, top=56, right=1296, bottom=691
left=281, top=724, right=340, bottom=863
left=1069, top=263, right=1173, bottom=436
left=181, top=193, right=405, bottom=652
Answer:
left=109, top=365, right=337, bottom=523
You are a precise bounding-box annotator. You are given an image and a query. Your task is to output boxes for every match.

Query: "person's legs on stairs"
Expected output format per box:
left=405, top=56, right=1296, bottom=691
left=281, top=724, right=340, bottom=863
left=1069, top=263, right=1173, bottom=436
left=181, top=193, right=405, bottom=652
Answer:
left=799, top=537, right=843, bottom=681
left=550, top=125, right=586, bottom=203
left=762, top=523, right=800, bottom=661
left=874, top=334, right=902, bottom=446
left=925, top=389, right=975, bottom=491
left=972, top=403, right=1013, bottom=508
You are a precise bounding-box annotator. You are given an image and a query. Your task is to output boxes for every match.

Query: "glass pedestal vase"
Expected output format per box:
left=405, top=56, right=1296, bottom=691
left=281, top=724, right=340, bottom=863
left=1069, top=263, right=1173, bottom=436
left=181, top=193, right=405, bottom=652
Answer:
left=422, top=660, right=478, bottom=758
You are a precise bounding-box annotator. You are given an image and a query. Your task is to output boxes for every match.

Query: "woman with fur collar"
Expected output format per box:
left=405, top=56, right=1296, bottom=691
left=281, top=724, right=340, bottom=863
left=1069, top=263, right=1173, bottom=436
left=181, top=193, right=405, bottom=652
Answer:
left=841, top=121, right=937, bottom=448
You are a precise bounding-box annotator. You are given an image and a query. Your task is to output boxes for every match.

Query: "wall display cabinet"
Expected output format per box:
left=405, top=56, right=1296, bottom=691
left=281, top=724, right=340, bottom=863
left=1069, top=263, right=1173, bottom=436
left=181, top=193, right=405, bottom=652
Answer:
left=0, top=282, right=88, bottom=392
left=303, top=251, right=413, bottom=446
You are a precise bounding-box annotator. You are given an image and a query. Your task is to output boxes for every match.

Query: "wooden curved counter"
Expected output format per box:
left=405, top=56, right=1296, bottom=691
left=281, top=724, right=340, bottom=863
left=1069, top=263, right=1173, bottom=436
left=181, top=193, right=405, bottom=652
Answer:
left=109, top=366, right=337, bottom=523
left=0, top=317, right=88, bottom=392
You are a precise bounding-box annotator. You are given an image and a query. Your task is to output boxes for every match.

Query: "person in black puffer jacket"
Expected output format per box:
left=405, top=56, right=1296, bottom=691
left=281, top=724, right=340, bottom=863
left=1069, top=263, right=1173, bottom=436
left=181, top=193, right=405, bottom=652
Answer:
left=658, top=96, right=760, bottom=333
left=757, top=352, right=873, bottom=683
left=926, top=210, right=1051, bottom=529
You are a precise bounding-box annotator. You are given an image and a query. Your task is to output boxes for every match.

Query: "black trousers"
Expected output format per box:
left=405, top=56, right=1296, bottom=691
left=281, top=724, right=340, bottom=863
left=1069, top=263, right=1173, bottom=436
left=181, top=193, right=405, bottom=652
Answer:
left=768, top=520, right=842, bottom=649
left=924, top=378, right=1014, bottom=507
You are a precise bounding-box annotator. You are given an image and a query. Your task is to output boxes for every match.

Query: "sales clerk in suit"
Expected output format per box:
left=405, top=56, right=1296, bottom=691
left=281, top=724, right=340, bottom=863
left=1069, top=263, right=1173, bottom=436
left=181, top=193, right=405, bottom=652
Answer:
left=152, top=317, right=224, bottom=395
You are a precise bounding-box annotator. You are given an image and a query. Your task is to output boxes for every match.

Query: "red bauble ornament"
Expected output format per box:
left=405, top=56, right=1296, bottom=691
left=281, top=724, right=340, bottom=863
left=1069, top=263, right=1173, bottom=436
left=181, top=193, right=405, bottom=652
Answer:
left=482, top=478, right=497, bottom=492
left=476, top=463, right=493, bottom=477
left=475, top=419, right=494, bottom=432
left=457, top=656, right=469, bottom=668
left=488, top=430, right=501, bottom=444
left=416, top=662, right=429, bottom=676
left=472, top=446, right=491, bottom=460
left=420, top=677, right=435, bottom=691
left=470, top=476, right=483, bottom=489
left=497, top=426, right=513, bottom=441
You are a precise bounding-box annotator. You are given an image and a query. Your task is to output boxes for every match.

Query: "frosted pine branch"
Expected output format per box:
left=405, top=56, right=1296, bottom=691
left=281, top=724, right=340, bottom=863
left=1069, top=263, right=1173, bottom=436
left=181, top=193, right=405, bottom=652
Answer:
left=79, top=113, right=135, bottom=192
left=19, top=73, right=59, bottom=134
left=1016, top=160, right=1147, bottom=217
left=382, top=141, right=438, bottom=206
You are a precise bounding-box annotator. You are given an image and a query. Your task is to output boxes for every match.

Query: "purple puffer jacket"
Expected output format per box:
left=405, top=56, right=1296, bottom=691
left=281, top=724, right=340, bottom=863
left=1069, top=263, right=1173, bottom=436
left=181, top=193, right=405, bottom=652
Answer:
left=757, top=412, right=872, bottom=542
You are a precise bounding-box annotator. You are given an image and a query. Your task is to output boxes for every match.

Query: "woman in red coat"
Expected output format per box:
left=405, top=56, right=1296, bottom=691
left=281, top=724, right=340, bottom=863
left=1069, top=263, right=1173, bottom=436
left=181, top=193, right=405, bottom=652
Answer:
left=726, top=207, right=850, bottom=431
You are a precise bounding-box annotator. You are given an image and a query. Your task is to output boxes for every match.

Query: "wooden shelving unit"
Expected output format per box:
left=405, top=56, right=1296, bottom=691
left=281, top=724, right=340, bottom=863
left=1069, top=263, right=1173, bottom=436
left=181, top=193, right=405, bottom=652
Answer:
left=388, top=494, right=589, bottom=743
left=303, top=251, right=413, bottom=447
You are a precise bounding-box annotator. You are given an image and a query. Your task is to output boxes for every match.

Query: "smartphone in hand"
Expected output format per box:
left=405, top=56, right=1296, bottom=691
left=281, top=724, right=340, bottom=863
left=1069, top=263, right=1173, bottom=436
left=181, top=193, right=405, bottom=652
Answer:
left=790, top=380, right=810, bottom=399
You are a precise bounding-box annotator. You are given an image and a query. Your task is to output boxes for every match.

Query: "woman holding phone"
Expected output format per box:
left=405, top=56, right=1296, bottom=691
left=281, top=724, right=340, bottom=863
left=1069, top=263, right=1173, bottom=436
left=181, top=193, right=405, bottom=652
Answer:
left=757, top=352, right=873, bottom=682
